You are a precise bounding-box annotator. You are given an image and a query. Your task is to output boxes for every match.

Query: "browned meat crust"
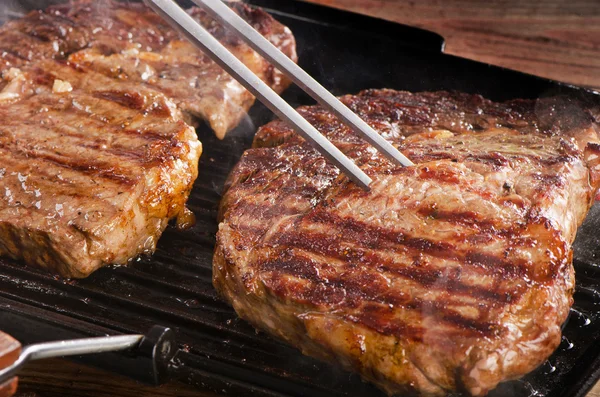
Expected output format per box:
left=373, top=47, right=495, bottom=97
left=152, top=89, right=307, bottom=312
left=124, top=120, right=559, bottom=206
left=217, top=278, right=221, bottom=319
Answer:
left=0, top=0, right=297, bottom=277
left=0, top=0, right=297, bottom=138
left=0, top=62, right=201, bottom=278
left=215, top=90, right=600, bottom=396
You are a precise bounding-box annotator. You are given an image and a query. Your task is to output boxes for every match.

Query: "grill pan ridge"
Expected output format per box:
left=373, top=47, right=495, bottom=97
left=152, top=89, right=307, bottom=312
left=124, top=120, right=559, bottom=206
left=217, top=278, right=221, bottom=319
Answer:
left=1, top=1, right=600, bottom=397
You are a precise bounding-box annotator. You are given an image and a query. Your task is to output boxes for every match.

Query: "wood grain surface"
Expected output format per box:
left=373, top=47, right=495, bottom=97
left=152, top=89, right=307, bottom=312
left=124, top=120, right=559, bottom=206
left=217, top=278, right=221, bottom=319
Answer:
left=0, top=331, right=20, bottom=397
left=13, top=359, right=214, bottom=397
left=305, top=0, right=600, bottom=90
left=9, top=0, right=600, bottom=397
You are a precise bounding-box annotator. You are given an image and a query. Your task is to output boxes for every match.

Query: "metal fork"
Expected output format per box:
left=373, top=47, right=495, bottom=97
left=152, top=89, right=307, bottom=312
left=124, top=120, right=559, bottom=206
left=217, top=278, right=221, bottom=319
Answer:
left=144, top=0, right=414, bottom=190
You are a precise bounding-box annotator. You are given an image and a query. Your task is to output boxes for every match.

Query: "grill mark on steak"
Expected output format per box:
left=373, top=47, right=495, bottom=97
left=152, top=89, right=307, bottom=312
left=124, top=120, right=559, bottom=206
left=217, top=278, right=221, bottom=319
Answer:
left=304, top=210, right=532, bottom=278
left=0, top=150, right=120, bottom=191
left=92, top=90, right=175, bottom=118
left=418, top=208, right=495, bottom=231
left=258, top=247, right=517, bottom=305
left=0, top=47, right=29, bottom=63
left=94, top=90, right=148, bottom=111
left=27, top=152, right=136, bottom=186
left=261, top=258, right=498, bottom=339
left=402, top=143, right=579, bottom=170
left=344, top=309, right=425, bottom=341
left=7, top=130, right=181, bottom=170
left=19, top=12, right=83, bottom=45
left=0, top=96, right=185, bottom=170
left=352, top=300, right=497, bottom=338
left=77, top=140, right=181, bottom=166
left=264, top=231, right=523, bottom=302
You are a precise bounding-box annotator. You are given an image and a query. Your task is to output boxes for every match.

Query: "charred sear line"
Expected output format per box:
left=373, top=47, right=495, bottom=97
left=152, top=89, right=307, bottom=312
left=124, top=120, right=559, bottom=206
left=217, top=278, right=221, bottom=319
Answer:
left=35, top=152, right=135, bottom=185
left=265, top=231, right=522, bottom=305
left=304, top=210, right=529, bottom=278
left=344, top=310, right=425, bottom=341
left=94, top=91, right=148, bottom=111
left=0, top=47, right=30, bottom=62
left=231, top=201, right=304, bottom=222
left=259, top=254, right=500, bottom=338
left=78, top=141, right=177, bottom=166
left=419, top=208, right=491, bottom=229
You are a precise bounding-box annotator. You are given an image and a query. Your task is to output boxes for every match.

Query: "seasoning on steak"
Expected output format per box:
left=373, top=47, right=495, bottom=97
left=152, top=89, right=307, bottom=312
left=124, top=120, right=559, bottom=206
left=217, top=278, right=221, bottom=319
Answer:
left=0, top=0, right=297, bottom=139
left=215, top=90, right=600, bottom=396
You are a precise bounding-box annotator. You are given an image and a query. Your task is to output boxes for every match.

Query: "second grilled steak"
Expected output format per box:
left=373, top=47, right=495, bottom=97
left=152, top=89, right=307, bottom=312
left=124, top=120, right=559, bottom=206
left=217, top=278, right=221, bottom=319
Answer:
left=215, top=90, right=600, bottom=396
left=0, top=0, right=297, bottom=138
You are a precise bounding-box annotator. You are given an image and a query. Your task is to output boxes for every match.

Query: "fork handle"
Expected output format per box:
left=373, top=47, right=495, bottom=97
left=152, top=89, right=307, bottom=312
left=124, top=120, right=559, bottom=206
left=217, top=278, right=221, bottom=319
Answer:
left=0, top=331, right=20, bottom=397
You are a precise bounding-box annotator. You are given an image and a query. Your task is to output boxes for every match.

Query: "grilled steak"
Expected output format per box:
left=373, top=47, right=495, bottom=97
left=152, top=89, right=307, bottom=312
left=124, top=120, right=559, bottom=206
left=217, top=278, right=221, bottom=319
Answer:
left=215, top=90, right=600, bottom=396
left=0, top=0, right=296, bottom=277
left=0, top=62, right=201, bottom=278
left=0, top=0, right=297, bottom=138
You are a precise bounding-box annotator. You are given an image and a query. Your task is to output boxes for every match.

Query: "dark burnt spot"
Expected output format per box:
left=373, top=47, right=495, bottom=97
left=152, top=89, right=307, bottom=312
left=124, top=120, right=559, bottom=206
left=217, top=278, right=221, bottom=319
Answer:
left=587, top=142, right=600, bottom=154
left=532, top=174, right=566, bottom=190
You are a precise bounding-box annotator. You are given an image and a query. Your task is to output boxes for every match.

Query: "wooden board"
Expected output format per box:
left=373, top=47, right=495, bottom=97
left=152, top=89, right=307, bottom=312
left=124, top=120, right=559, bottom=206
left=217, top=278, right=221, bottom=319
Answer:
left=0, top=331, right=21, bottom=397
left=304, top=0, right=600, bottom=90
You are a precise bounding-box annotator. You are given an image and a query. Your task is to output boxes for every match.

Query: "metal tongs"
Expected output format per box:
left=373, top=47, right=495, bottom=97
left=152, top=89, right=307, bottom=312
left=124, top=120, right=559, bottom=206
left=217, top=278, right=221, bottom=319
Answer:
left=144, top=0, right=413, bottom=190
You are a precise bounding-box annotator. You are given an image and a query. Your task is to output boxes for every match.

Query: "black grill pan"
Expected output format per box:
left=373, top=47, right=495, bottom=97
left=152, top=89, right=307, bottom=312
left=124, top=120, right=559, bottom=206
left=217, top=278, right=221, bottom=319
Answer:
left=1, top=1, right=600, bottom=397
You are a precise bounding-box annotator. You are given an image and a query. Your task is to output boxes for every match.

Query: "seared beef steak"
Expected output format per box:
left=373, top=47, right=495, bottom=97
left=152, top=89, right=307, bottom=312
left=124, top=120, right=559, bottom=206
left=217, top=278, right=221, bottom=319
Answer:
left=0, top=62, right=201, bottom=278
left=0, top=0, right=297, bottom=138
left=215, top=90, right=600, bottom=396
left=0, top=0, right=296, bottom=277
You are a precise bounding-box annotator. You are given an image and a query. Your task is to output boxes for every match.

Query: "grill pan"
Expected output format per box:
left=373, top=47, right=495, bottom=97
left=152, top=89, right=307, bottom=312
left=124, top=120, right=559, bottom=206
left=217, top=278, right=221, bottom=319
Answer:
left=1, top=1, right=600, bottom=396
